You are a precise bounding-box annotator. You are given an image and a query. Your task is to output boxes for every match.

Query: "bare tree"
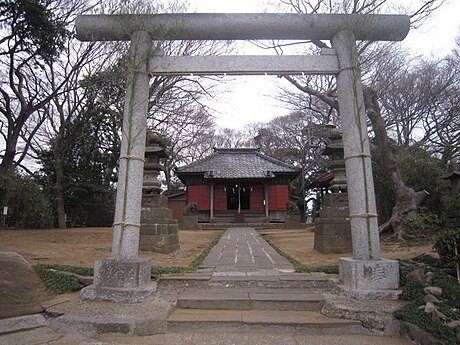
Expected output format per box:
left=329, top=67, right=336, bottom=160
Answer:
left=152, top=104, right=216, bottom=191
left=266, top=0, right=446, bottom=238
left=0, top=0, right=95, bottom=174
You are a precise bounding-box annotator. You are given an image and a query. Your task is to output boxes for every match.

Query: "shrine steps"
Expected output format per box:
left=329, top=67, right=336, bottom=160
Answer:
left=166, top=276, right=364, bottom=335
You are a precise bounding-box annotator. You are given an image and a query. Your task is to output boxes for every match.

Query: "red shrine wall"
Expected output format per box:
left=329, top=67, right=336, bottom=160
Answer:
left=187, top=185, right=210, bottom=211
left=250, top=185, right=264, bottom=211
left=214, top=186, right=227, bottom=211
left=187, top=183, right=289, bottom=212
left=268, top=185, right=289, bottom=211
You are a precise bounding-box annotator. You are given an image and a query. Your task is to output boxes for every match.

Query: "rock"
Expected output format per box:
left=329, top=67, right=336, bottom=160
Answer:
left=446, top=320, right=460, bottom=328
left=424, top=302, right=447, bottom=321
left=424, top=286, right=442, bottom=297
left=407, top=268, right=426, bottom=284
left=423, top=294, right=440, bottom=304
left=431, top=308, right=447, bottom=321
left=415, top=251, right=441, bottom=265
left=399, top=321, right=443, bottom=345
left=0, top=252, right=54, bottom=319
left=424, top=302, right=436, bottom=314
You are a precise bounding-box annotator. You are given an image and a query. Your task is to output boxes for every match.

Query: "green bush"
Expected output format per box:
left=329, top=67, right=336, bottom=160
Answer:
left=0, top=174, right=53, bottom=229
left=434, top=274, right=460, bottom=309
left=433, top=228, right=460, bottom=267
left=402, top=210, right=442, bottom=239
left=442, top=193, right=460, bottom=228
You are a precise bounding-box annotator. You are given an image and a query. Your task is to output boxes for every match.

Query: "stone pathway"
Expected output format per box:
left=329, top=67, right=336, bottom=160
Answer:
left=200, top=227, right=293, bottom=272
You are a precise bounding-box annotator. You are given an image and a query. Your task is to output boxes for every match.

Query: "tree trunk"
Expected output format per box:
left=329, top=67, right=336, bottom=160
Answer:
left=0, top=128, right=21, bottom=175
left=363, top=86, right=428, bottom=239
left=53, top=140, right=67, bottom=229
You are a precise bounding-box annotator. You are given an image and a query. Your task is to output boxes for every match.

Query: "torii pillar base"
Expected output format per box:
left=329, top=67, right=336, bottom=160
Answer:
left=339, top=258, right=400, bottom=300
left=81, top=258, right=156, bottom=303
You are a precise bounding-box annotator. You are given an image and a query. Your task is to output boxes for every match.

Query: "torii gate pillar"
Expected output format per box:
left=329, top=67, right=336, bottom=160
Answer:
left=81, top=31, right=157, bottom=302
left=333, top=31, right=399, bottom=298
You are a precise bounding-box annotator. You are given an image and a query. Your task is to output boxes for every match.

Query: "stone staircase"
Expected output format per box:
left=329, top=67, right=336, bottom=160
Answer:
left=164, top=272, right=366, bottom=334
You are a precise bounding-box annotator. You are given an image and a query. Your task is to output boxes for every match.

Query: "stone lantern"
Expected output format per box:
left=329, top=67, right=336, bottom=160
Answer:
left=139, top=132, right=180, bottom=254
left=313, top=128, right=352, bottom=254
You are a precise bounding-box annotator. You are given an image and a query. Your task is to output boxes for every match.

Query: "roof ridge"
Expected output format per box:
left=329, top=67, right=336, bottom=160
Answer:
left=175, top=152, right=217, bottom=171
left=254, top=151, right=300, bottom=171
left=213, top=147, right=260, bottom=153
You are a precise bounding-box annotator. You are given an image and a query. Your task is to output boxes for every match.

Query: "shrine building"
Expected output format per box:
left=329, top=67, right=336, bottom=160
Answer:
left=175, top=148, right=301, bottom=223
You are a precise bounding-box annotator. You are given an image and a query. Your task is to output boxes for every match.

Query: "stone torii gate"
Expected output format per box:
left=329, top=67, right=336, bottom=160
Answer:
left=76, top=13, right=410, bottom=302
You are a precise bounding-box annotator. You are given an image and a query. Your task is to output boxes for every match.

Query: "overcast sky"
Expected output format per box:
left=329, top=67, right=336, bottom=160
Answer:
left=183, top=0, right=460, bottom=130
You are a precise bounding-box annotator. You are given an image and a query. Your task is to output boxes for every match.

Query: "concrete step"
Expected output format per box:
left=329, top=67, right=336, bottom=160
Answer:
left=167, top=309, right=365, bottom=334
left=177, top=288, right=324, bottom=311
left=208, top=272, right=339, bottom=289
left=159, top=272, right=339, bottom=289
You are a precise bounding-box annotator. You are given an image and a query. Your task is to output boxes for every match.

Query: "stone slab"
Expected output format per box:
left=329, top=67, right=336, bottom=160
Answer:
left=167, top=308, right=364, bottom=332
left=0, top=314, right=48, bottom=335
left=48, top=286, right=172, bottom=336
left=159, top=273, right=212, bottom=281
left=210, top=275, right=280, bottom=282
left=80, top=281, right=157, bottom=303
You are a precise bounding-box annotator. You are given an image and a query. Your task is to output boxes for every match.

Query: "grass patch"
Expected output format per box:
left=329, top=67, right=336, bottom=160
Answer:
left=35, top=264, right=85, bottom=294
left=262, top=235, right=339, bottom=274
left=396, top=261, right=460, bottom=345
left=34, top=231, right=224, bottom=293
left=35, top=264, right=93, bottom=276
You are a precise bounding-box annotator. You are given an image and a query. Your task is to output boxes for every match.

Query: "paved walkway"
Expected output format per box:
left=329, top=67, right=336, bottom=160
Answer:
left=200, top=228, right=293, bottom=272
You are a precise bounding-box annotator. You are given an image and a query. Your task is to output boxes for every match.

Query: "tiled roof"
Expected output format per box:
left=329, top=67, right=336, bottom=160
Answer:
left=176, top=148, right=300, bottom=179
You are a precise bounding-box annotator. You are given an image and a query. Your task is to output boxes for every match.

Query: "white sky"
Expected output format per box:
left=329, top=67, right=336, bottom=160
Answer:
left=184, top=0, right=460, bottom=130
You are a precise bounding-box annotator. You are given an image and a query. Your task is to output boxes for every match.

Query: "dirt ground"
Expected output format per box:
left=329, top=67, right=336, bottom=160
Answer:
left=261, top=227, right=434, bottom=266
left=0, top=228, right=222, bottom=268
left=0, top=226, right=433, bottom=268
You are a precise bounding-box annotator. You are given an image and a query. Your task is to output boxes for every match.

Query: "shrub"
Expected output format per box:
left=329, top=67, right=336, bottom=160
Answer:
left=0, top=174, right=53, bottom=229
left=433, top=228, right=460, bottom=283
left=442, top=193, right=460, bottom=228
left=402, top=209, right=442, bottom=239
